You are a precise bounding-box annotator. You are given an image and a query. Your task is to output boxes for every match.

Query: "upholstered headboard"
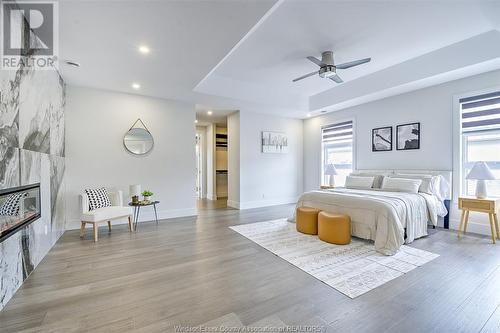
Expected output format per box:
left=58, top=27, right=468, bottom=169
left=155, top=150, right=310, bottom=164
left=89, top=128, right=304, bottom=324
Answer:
left=356, top=169, right=453, bottom=200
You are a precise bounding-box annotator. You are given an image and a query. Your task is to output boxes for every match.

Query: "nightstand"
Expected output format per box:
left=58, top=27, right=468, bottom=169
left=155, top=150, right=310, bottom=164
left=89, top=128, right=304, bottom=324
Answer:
left=458, top=197, right=500, bottom=243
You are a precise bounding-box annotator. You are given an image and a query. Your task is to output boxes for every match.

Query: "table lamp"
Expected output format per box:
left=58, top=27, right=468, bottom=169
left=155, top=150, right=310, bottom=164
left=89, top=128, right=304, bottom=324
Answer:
left=325, top=164, right=338, bottom=187
left=129, top=184, right=142, bottom=204
left=466, top=162, right=495, bottom=199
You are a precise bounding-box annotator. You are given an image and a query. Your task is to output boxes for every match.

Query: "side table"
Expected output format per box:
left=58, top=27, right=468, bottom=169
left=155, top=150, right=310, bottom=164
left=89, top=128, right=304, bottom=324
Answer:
left=128, top=201, right=160, bottom=230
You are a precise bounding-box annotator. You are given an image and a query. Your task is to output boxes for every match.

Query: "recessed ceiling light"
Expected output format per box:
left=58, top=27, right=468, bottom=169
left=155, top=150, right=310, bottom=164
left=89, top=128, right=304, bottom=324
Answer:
left=138, top=45, right=150, bottom=54
left=132, top=83, right=141, bottom=90
left=307, top=113, right=311, bottom=117
left=207, top=111, right=213, bottom=115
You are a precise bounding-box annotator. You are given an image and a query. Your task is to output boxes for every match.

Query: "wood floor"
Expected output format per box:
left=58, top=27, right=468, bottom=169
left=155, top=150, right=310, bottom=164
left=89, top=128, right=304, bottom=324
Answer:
left=1, top=204, right=500, bottom=332
left=196, top=198, right=230, bottom=211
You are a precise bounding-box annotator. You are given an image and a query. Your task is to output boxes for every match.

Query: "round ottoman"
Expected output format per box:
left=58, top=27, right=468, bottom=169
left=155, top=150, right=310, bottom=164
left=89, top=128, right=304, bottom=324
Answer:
left=296, top=207, right=321, bottom=235
left=318, top=211, right=351, bottom=245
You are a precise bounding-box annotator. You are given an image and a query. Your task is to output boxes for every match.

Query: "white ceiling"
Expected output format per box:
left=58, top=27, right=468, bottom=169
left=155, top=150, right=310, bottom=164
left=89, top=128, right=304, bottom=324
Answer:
left=195, top=108, right=235, bottom=125
left=195, top=0, right=500, bottom=116
left=60, top=0, right=500, bottom=119
left=59, top=0, right=276, bottom=101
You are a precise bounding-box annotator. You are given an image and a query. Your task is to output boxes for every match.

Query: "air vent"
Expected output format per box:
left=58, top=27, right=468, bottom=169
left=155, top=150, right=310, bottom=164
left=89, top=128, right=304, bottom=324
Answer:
left=64, top=60, right=80, bottom=67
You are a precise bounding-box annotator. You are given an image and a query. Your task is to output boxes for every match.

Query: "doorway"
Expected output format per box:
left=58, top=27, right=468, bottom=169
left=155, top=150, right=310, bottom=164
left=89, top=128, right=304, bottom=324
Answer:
left=195, top=111, right=232, bottom=211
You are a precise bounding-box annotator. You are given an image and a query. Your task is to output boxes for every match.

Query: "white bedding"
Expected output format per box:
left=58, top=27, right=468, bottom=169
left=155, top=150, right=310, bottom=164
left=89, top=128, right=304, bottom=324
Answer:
left=291, top=188, right=447, bottom=255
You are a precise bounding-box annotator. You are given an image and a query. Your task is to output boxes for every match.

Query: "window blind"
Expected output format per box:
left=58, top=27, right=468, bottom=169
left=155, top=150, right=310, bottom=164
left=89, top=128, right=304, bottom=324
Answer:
left=460, top=91, right=500, bottom=133
left=321, top=120, right=353, bottom=148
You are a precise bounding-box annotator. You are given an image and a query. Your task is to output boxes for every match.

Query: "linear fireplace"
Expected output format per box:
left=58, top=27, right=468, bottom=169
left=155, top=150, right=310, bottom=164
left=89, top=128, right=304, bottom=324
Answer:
left=0, top=183, right=41, bottom=243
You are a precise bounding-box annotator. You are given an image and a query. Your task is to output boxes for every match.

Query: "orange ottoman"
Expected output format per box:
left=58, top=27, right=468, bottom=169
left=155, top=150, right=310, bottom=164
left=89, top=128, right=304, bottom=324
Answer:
left=296, top=207, right=320, bottom=235
left=318, top=211, right=351, bottom=245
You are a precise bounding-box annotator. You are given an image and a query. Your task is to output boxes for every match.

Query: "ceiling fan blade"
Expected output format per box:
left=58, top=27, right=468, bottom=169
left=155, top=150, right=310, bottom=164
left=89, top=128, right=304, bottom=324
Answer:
left=306, top=56, right=324, bottom=67
left=329, top=74, right=343, bottom=83
left=292, top=70, right=319, bottom=82
left=335, top=57, right=371, bottom=69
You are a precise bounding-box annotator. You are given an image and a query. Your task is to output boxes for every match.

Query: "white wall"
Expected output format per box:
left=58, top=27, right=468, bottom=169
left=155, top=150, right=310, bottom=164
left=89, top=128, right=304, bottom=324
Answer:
left=304, top=69, right=500, bottom=234
left=227, top=112, right=240, bottom=208
left=237, top=111, right=303, bottom=209
left=206, top=124, right=216, bottom=200
left=65, top=86, right=197, bottom=229
left=196, top=126, right=207, bottom=198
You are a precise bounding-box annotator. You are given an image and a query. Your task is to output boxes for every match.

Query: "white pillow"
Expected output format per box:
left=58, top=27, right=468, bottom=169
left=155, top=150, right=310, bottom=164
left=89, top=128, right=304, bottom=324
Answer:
left=381, top=177, right=422, bottom=193
left=345, top=176, right=375, bottom=189
left=393, top=174, right=439, bottom=195
left=351, top=172, right=385, bottom=188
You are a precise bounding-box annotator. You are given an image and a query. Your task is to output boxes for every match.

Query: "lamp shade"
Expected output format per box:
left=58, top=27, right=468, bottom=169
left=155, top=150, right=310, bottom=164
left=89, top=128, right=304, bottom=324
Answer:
left=324, top=164, right=338, bottom=176
left=466, top=162, right=496, bottom=180
left=129, top=184, right=142, bottom=197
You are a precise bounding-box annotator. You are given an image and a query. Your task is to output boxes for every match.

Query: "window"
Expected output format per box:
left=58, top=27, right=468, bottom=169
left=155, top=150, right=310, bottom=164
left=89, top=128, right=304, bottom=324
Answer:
left=321, top=120, right=354, bottom=186
left=460, top=91, right=500, bottom=196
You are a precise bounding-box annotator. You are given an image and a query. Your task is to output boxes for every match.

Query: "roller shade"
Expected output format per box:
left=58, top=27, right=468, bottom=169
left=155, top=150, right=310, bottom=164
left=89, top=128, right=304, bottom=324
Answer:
left=461, top=91, right=500, bottom=132
left=321, top=120, right=353, bottom=148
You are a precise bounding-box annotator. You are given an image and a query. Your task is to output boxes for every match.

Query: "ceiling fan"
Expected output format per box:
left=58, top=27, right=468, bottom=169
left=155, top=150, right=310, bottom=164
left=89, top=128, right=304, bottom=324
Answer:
left=293, top=51, right=371, bottom=83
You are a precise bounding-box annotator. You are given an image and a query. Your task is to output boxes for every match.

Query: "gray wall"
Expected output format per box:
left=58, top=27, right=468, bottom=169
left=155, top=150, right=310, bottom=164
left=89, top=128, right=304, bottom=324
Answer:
left=238, top=111, right=303, bottom=209
left=303, top=69, right=500, bottom=191
left=227, top=112, right=240, bottom=207
left=64, top=86, right=197, bottom=230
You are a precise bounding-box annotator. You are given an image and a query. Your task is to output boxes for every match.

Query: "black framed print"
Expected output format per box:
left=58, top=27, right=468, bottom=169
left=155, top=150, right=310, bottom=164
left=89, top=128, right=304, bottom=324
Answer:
left=396, top=122, right=420, bottom=150
left=372, top=126, right=392, bottom=152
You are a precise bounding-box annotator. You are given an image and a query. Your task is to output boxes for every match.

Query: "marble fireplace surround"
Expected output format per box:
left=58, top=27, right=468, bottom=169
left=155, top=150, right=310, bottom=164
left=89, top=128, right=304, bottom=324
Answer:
left=0, top=9, right=66, bottom=308
left=0, top=73, right=66, bottom=311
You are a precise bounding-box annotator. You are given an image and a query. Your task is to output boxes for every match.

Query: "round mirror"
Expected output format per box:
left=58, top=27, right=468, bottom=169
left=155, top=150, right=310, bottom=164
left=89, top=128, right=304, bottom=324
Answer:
left=123, top=128, right=154, bottom=155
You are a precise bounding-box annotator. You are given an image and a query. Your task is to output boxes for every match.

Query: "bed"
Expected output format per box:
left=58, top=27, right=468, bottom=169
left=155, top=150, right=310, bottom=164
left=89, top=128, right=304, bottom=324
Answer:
left=291, top=169, right=451, bottom=255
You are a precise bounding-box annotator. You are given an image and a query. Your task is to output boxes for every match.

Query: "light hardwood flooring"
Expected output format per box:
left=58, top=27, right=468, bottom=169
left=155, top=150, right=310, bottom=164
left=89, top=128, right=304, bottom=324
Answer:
left=1, top=204, right=500, bottom=332
left=196, top=198, right=230, bottom=211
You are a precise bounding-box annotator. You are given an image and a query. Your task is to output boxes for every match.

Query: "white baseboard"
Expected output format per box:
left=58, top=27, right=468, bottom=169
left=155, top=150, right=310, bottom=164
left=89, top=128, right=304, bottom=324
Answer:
left=227, top=200, right=240, bottom=209
left=237, top=196, right=298, bottom=210
left=66, top=207, right=197, bottom=230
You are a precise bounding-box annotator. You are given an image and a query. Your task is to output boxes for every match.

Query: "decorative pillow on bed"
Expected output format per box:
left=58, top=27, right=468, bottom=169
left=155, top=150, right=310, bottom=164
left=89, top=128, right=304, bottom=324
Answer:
left=350, top=172, right=385, bottom=188
left=85, top=188, right=111, bottom=211
left=392, top=174, right=439, bottom=195
left=345, top=176, right=375, bottom=189
left=381, top=177, right=422, bottom=193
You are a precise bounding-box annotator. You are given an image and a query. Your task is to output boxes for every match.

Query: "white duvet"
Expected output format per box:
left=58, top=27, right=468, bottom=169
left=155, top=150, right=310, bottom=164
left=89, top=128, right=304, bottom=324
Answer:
left=291, top=188, right=447, bottom=255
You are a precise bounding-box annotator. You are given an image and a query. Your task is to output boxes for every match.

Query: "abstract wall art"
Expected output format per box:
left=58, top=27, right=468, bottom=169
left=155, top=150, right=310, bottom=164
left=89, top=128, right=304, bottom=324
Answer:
left=262, top=131, right=288, bottom=154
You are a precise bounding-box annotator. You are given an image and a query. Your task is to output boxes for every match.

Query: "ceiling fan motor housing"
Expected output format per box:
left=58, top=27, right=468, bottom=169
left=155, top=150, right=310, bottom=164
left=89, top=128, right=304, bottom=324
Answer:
left=321, top=51, right=334, bottom=65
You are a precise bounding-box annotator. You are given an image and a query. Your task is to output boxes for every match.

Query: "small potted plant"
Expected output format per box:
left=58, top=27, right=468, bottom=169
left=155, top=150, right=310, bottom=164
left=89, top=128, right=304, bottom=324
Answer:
left=142, top=190, right=153, bottom=203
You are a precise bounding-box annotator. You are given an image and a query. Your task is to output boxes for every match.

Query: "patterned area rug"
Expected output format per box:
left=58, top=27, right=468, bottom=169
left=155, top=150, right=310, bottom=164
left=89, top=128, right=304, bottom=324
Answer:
left=230, top=219, right=439, bottom=298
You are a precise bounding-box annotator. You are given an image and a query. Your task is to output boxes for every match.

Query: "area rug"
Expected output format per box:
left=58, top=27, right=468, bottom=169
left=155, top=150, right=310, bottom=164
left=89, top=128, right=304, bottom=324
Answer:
left=230, top=219, right=439, bottom=298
